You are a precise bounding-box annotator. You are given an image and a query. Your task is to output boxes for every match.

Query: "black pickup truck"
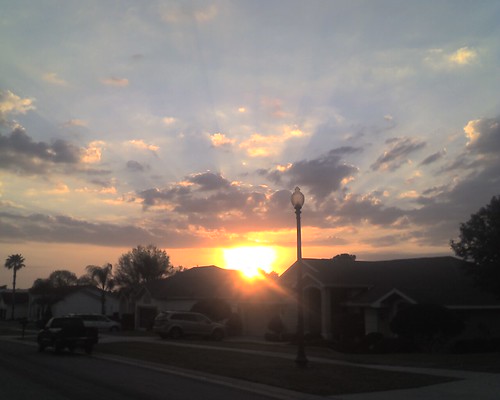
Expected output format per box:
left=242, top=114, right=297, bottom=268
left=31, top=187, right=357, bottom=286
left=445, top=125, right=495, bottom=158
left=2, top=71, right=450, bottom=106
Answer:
left=37, top=316, right=98, bottom=354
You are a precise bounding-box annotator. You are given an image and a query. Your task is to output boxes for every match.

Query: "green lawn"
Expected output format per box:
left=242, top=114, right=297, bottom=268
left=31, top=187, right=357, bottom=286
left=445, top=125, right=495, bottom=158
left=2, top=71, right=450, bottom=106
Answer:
left=96, top=341, right=458, bottom=396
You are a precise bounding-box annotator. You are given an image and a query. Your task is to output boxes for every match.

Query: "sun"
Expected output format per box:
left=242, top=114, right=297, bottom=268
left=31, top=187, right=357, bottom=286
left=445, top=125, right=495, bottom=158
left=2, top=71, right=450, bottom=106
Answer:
left=223, top=246, right=277, bottom=279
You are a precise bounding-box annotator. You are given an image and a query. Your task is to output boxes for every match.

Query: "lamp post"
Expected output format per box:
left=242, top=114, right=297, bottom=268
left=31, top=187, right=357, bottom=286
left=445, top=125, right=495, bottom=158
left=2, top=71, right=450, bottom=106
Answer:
left=291, top=187, right=308, bottom=368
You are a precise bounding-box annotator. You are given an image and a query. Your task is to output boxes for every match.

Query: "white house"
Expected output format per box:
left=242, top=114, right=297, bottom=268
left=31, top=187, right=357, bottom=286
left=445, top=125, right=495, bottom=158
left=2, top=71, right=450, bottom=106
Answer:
left=30, top=285, right=120, bottom=321
left=0, top=288, right=30, bottom=320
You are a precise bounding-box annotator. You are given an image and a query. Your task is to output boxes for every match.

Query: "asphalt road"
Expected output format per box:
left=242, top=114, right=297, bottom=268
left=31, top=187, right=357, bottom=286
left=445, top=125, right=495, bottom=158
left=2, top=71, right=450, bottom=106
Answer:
left=0, top=340, right=279, bottom=400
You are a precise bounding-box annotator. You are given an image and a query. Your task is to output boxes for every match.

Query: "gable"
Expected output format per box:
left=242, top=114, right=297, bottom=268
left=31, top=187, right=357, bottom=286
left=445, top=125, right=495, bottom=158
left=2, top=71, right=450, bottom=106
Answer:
left=347, top=288, right=417, bottom=308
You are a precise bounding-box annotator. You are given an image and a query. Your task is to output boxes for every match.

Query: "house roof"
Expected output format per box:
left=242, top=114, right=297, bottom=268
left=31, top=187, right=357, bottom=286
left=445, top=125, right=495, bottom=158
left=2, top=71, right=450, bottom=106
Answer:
left=280, top=256, right=500, bottom=308
left=143, top=265, right=285, bottom=302
left=30, top=285, right=114, bottom=302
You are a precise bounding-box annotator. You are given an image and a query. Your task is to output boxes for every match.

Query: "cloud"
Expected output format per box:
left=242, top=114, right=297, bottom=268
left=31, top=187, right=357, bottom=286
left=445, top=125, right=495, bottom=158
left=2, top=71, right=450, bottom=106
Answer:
left=464, top=116, right=500, bottom=154
left=337, top=193, right=405, bottom=226
left=239, top=126, right=307, bottom=158
left=126, top=160, right=149, bottom=172
left=135, top=172, right=294, bottom=235
left=419, top=149, right=446, bottom=166
left=210, top=132, right=235, bottom=148
left=261, top=147, right=360, bottom=200
left=0, top=90, right=35, bottom=122
left=371, top=137, right=426, bottom=171
left=139, top=172, right=233, bottom=207
left=187, top=171, right=232, bottom=191
left=127, top=139, right=159, bottom=153
left=101, top=77, right=129, bottom=87
left=0, top=211, right=159, bottom=247
left=448, top=47, right=478, bottom=65
left=0, top=126, right=82, bottom=174
left=425, top=46, right=478, bottom=69
left=63, top=119, right=88, bottom=127
left=261, top=97, right=288, bottom=119
left=82, top=141, right=105, bottom=164
left=162, top=116, right=177, bottom=125
left=43, top=72, right=68, bottom=86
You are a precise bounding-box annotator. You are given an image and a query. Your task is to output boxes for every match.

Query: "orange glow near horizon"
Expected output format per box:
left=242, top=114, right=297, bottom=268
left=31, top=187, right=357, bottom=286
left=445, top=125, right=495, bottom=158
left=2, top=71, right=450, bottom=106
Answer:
left=223, top=246, right=277, bottom=279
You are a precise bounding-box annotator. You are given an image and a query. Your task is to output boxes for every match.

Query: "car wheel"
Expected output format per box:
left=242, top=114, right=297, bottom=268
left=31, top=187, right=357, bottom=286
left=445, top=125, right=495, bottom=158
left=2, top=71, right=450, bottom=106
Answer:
left=109, top=326, right=118, bottom=333
left=169, top=327, right=182, bottom=339
left=211, top=329, right=224, bottom=341
left=84, top=344, right=93, bottom=355
left=38, top=343, right=45, bottom=352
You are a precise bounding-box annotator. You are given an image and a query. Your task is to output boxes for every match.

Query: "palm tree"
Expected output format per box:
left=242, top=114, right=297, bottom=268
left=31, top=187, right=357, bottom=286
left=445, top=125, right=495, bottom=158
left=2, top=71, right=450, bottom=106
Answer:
left=86, top=263, right=114, bottom=315
left=4, top=254, right=26, bottom=320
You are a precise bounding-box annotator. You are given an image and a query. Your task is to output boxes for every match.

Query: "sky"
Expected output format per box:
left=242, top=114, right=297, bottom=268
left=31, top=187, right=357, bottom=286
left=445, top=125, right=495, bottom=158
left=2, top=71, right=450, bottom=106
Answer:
left=1, top=0, right=500, bottom=288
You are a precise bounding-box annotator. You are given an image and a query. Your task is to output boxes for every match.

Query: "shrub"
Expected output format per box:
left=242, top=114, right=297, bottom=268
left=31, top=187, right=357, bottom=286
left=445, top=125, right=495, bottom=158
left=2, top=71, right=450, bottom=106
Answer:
left=390, top=304, right=465, bottom=352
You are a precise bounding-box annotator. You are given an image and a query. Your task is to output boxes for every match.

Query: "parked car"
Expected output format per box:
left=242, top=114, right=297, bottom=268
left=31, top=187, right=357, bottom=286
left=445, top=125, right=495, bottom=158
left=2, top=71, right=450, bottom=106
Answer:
left=67, top=314, right=121, bottom=332
left=37, top=316, right=98, bottom=354
left=153, top=311, right=225, bottom=341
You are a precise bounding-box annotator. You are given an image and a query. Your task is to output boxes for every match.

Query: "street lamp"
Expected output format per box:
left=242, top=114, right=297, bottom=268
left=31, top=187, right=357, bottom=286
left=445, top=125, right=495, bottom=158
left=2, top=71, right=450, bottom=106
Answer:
left=291, top=187, right=308, bottom=368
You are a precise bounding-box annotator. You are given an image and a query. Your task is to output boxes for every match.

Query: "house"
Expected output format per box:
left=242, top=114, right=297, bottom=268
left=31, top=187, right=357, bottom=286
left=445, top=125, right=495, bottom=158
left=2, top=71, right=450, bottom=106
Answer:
left=134, top=265, right=288, bottom=334
left=279, top=256, right=500, bottom=342
left=0, top=288, right=30, bottom=320
left=29, top=285, right=120, bottom=321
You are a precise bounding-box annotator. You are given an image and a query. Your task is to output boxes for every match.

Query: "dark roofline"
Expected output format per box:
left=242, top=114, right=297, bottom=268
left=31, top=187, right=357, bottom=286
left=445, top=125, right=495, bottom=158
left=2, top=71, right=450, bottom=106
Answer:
left=281, top=255, right=500, bottom=308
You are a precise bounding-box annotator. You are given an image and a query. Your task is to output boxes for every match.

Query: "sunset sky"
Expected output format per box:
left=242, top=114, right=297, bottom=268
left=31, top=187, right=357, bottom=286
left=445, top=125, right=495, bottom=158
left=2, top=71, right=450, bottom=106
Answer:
left=2, top=1, right=500, bottom=288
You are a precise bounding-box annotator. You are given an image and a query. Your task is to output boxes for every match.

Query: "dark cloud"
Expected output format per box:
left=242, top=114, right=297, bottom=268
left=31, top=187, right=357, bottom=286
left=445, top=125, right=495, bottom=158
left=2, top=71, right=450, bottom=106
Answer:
left=419, top=149, right=446, bottom=166
left=136, top=175, right=295, bottom=234
left=0, top=210, right=211, bottom=249
left=139, top=186, right=191, bottom=207
left=465, top=116, right=500, bottom=154
left=126, top=160, right=148, bottom=172
left=336, top=194, right=405, bottom=226
left=366, top=233, right=412, bottom=247
left=187, top=171, right=231, bottom=191
left=407, top=156, right=500, bottom=246
left=328, top=146, right=364, bottom=156
left=0, top=126, right=82, bottom=174
left=173, top=187, right=248, bottom=214
left=262, top=148, right=359, bottom=200
left=371, top=137, right=426, bottom=171
left=0, top=211, right=156, bottom=247
left=139, top=171, right=232, bottom=208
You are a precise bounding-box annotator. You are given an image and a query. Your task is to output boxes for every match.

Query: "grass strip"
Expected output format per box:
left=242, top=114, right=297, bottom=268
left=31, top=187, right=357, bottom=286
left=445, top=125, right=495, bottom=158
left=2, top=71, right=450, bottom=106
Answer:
left=97, top=341, right=457, bottom=396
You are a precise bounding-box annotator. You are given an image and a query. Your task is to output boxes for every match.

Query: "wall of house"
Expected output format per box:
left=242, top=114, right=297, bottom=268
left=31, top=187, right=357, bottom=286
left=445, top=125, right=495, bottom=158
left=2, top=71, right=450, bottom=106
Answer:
left=364, top=308, right=379, bottom=334
left=51, top=291, right=119, bottom=317
left=238, top=302, right=282, bottom=336
left=0, top=291, right=30, bottom=320
left=0, top=303, right=29, bottom=320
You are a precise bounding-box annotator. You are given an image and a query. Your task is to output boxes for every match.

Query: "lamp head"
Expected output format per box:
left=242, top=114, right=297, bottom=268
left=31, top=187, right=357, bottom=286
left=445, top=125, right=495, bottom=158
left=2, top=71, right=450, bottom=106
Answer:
left=291, top=187, right=305, bottom=210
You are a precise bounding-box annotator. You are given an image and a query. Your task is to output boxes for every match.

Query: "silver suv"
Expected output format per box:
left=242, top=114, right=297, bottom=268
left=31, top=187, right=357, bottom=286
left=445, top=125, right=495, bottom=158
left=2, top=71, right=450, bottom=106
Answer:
left=68, top=314, right=121, bottom=332
left=153, top=311, right=225, bottom=341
